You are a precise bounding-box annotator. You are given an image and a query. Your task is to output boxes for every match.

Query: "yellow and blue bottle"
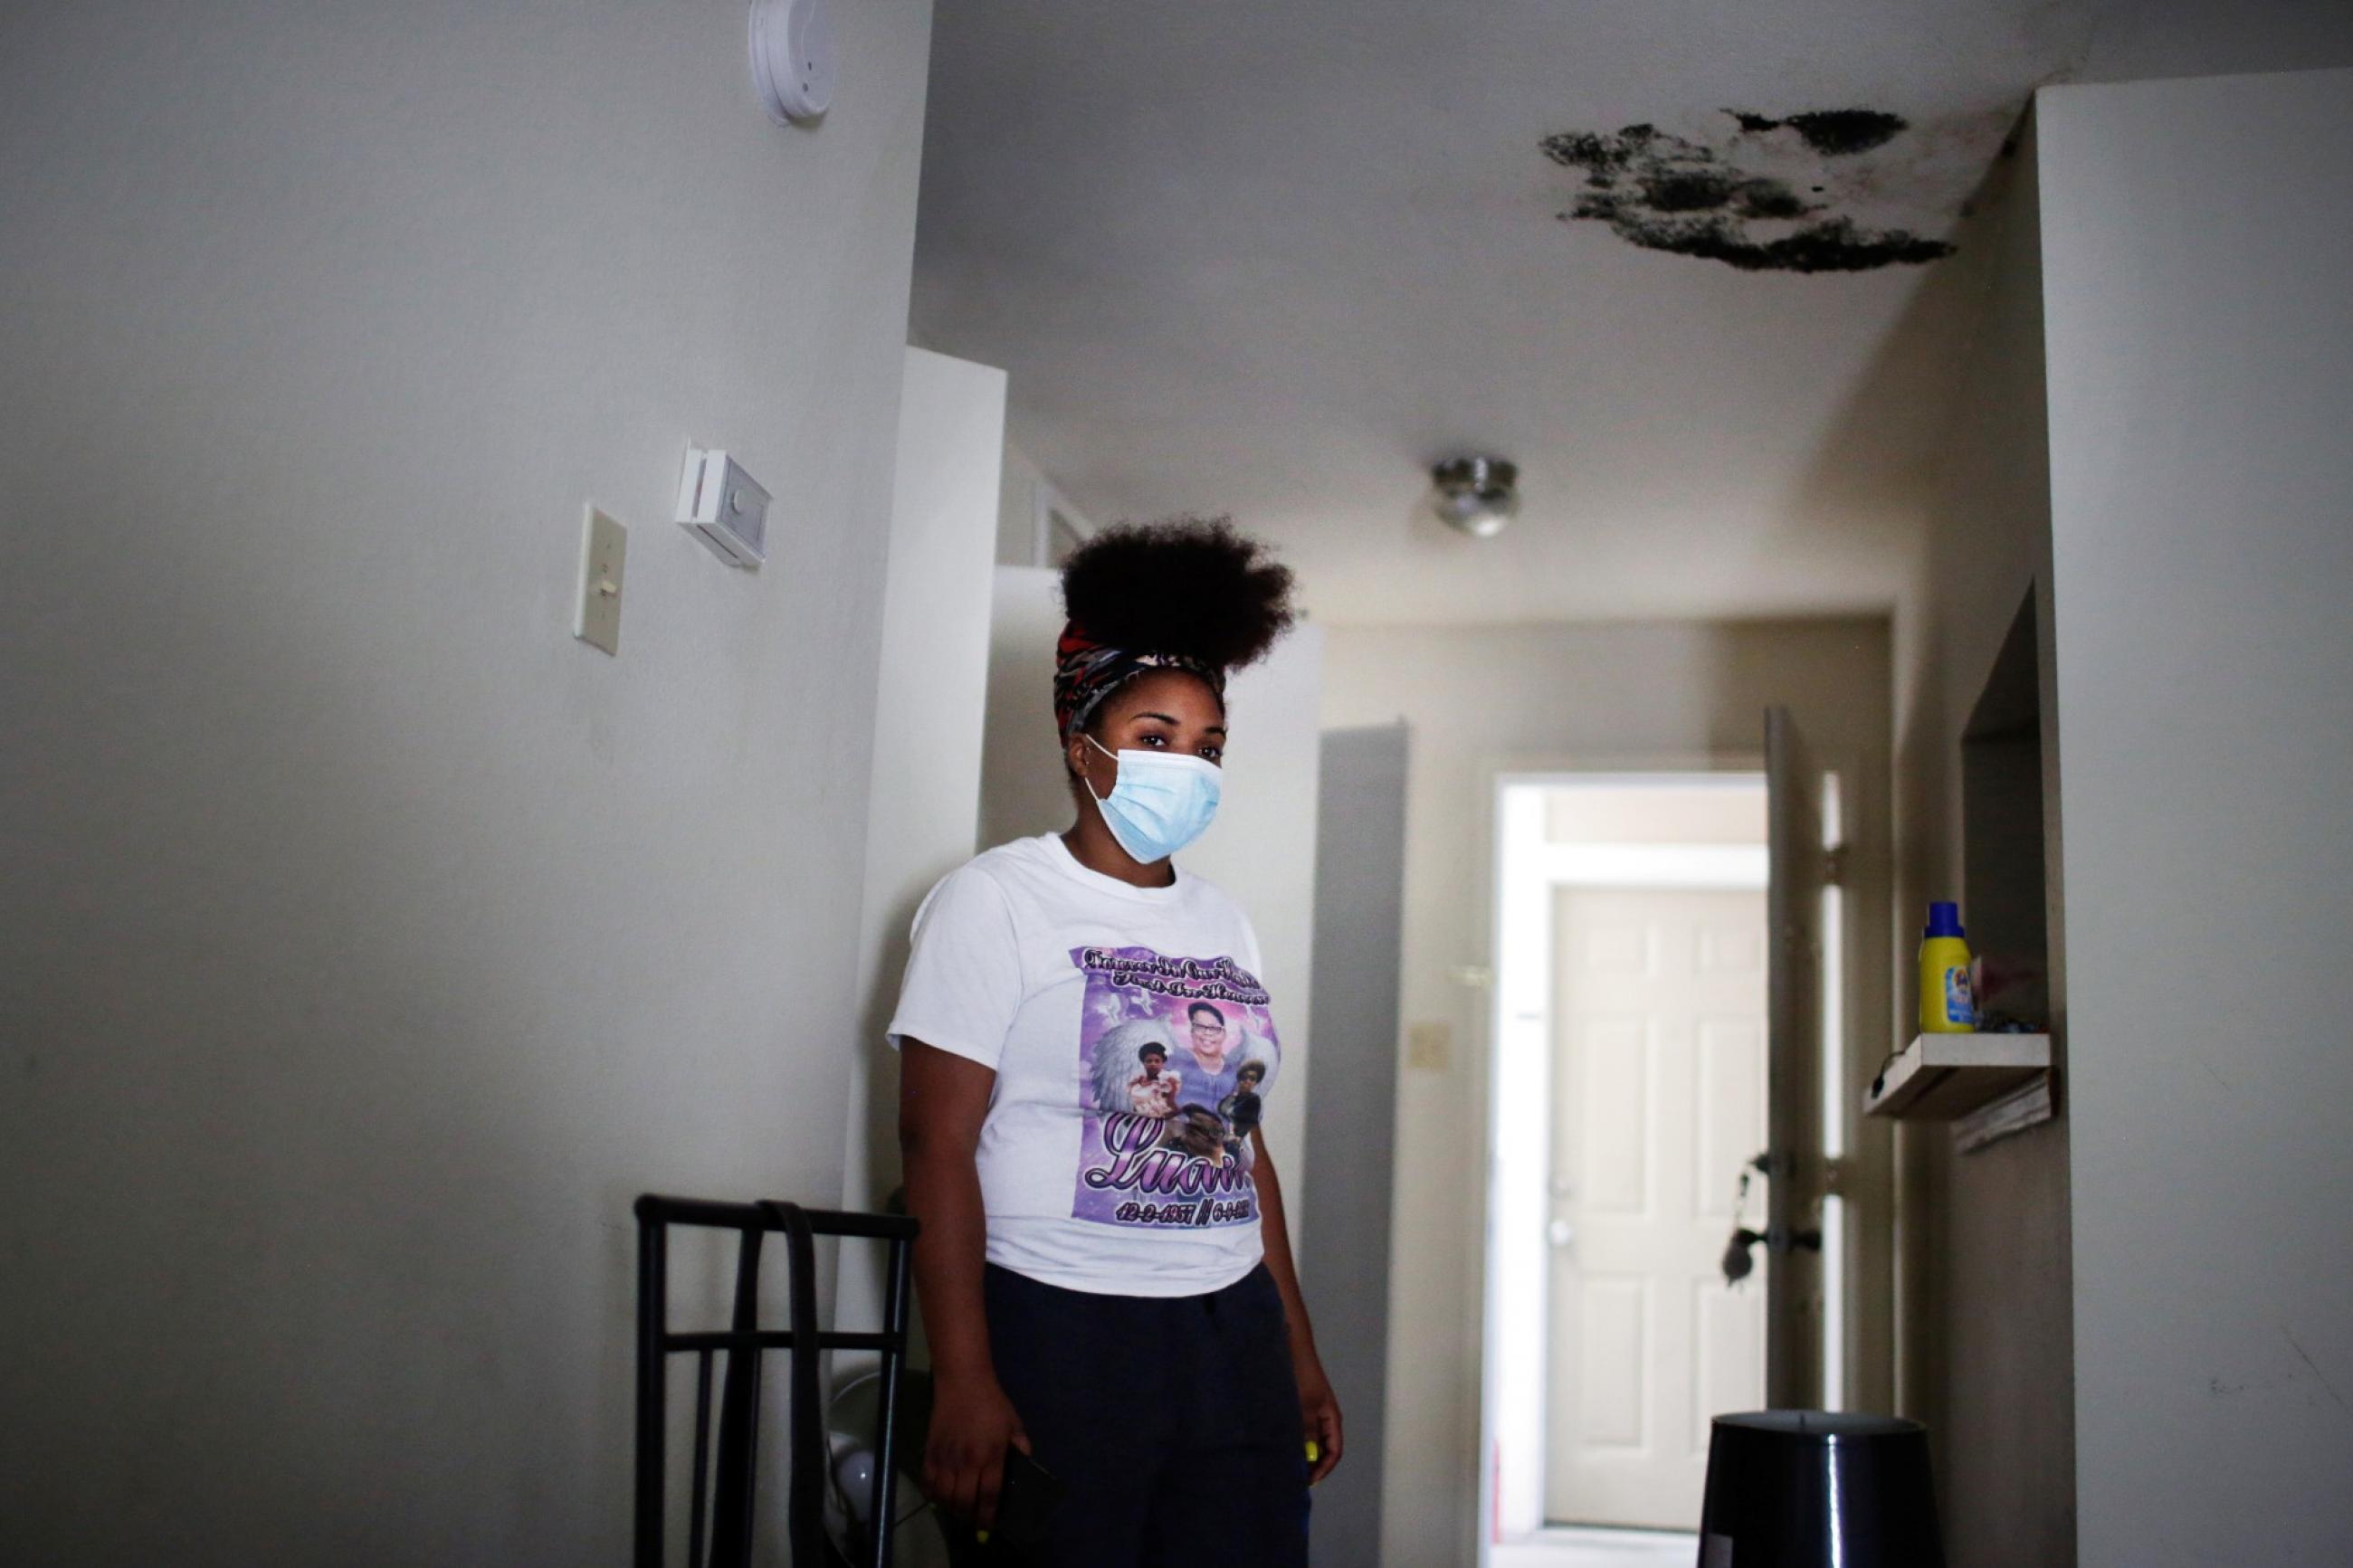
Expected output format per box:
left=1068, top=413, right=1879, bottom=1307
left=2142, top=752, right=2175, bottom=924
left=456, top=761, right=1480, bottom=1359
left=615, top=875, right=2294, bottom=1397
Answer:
left=1918, top=901, right=1977, bottom=1033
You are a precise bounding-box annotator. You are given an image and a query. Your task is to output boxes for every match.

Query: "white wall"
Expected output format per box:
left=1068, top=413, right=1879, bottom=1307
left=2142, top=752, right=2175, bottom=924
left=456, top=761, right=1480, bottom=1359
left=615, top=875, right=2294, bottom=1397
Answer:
left=2038, top=68, right=2353, bottom=1567
left=0, top=3, right=934, bottom=1560
left=979, top=567, right=1076, bottom=850
left=1186, top=625, right=1326, bottom=1188
left=976, top=567, right=1326, bottom=1220
left=1887, top=111, right=2076, bottom=1568
left=1323, top=618, right=1891, bottom=1568
left=988, top=438, right=1093, bottom=568
left=995, top=441, right=1048, bottom=565
left=839, top=347, right=1005, bottom=1336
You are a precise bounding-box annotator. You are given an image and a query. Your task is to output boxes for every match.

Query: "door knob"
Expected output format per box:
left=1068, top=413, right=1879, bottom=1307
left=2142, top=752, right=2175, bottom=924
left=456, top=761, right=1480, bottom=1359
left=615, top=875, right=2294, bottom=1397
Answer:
left=1723, top=1223, right=1822, bottom=1284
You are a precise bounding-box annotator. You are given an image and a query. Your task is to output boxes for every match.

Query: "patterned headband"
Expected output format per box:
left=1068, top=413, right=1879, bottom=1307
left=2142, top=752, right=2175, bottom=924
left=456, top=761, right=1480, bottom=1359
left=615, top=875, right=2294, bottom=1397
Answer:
left=1053, top=622, right=1226, bottom=738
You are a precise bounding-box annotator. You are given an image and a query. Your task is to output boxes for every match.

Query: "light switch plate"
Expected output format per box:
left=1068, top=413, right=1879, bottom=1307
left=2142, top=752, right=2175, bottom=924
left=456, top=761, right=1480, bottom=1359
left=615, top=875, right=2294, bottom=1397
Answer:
left=576, top=506, right=627, bottom=655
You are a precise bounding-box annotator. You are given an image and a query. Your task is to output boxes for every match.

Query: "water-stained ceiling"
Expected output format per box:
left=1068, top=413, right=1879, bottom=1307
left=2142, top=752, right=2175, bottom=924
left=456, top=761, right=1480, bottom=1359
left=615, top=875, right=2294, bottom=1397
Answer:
left=910, top=0, right=2353, bottom=624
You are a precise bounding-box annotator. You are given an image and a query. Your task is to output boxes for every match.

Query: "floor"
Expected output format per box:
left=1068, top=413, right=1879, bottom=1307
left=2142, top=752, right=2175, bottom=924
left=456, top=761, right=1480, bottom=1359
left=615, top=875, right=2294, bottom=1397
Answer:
left=1491, top=1525, right=1699, bottom=1568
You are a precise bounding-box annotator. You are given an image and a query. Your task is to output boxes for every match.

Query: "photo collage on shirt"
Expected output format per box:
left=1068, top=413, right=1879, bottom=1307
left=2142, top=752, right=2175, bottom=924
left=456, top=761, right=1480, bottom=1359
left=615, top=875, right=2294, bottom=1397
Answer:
left=1068, top=945, right=1281, bottom=1231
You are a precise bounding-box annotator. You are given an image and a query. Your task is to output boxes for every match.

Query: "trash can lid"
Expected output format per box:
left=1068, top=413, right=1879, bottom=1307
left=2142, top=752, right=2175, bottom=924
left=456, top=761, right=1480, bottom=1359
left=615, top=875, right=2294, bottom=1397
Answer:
left=1713, top=1411, right=1926, bottom=1442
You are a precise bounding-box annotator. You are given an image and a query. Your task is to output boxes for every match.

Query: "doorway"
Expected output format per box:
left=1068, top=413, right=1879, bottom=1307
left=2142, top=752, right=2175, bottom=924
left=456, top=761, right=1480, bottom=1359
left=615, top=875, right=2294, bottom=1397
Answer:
left=1483, top=773, right=1780, bottom=1562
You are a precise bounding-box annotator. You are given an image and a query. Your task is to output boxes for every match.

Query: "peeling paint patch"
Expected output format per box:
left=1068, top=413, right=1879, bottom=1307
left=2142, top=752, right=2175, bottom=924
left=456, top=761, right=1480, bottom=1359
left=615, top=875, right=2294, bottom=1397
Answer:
left=1541, top=110, right=1958, bottom=274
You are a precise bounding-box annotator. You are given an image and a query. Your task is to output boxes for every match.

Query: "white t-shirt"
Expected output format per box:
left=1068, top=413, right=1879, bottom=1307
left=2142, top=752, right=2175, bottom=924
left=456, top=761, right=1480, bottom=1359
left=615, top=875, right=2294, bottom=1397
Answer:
left=886, top=833, right=1283, bottom=1297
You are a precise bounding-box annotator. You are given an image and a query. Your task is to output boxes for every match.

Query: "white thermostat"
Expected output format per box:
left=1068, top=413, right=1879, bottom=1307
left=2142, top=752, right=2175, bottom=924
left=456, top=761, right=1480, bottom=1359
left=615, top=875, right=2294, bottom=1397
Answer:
left=677, top=448, right=770, bottom=568
left=750, top=0, right=836, bottom=125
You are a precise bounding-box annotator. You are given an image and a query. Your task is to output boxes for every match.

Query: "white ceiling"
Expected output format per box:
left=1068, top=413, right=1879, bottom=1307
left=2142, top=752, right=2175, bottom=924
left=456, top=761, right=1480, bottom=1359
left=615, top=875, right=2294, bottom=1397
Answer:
left=910, top=0, right=2353, bottom=625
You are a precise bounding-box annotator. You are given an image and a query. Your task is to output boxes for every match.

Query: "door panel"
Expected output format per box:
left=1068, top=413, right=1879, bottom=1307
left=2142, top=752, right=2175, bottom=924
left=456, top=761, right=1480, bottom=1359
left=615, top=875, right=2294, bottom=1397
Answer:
left=1696, top=1017, right=1766, bottom=1221
left=1577, top=1278, right=1647, bottom=1445
left=1695, top=1278, right=1766, bottom=1433
left=1545, top=887, right=1768, bottom=1528
left=1579, top=1017, right=1650, bottom=1216
left=1766, top=707, right=1826, bottom=1410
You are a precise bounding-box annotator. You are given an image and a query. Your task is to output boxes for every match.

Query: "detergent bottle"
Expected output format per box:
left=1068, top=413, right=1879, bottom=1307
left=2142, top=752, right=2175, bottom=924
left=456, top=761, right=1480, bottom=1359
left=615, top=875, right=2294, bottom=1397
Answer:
left=1918, top=901, right=1977, bottom=1034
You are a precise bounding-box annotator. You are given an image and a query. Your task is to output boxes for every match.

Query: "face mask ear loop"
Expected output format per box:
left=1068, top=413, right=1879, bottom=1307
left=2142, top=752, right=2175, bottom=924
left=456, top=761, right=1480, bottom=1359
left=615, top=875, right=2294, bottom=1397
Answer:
left=1080, top=731, right=1116, bottom=806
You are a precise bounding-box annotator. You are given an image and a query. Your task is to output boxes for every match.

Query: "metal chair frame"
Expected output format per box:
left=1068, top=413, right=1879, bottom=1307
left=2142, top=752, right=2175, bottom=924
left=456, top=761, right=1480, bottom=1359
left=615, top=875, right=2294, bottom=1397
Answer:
left=634, top=1194, right=918, bottom=1568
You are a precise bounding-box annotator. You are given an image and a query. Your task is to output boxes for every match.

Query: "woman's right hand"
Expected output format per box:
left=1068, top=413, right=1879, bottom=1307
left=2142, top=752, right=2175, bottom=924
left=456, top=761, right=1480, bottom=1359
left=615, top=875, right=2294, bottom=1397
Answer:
left=923, top=1369, right=1031, bottom=1531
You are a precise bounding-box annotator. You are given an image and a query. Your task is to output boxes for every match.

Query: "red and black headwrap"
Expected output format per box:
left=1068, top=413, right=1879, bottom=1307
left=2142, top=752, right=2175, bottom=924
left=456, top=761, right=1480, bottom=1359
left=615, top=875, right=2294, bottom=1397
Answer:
left=1052, top=518, right=1298, bottom=741
left=1053, top=626, right=1225, bottom=739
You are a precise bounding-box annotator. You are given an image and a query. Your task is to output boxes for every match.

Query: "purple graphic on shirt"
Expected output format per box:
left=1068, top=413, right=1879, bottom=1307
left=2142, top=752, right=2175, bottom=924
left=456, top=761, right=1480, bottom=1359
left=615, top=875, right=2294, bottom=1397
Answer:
left=1070, top=946, right=1280, bottom=1229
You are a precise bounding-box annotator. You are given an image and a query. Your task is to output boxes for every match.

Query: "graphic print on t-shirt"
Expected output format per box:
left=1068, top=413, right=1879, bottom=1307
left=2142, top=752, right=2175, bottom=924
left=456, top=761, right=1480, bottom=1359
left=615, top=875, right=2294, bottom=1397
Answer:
left=1070, top=945, right=1279, bottom=1231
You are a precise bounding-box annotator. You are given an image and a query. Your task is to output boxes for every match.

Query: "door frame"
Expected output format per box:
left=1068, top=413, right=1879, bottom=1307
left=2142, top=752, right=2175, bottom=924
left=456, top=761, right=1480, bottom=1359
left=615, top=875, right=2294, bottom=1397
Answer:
left=1477, top=755, right=1763, bottom=1554
left=1472, top=751, right=1892, bottom=1561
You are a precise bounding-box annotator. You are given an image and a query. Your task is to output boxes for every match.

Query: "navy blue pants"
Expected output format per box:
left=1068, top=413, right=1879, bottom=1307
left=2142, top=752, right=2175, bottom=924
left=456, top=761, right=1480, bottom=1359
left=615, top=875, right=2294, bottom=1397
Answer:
left=976, top=1261, right=1311, bottom=1567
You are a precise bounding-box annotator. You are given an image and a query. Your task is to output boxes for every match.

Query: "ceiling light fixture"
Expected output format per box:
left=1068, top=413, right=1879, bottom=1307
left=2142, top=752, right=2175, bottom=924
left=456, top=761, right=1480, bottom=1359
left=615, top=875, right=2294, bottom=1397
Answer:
left=1429, top=456, right=1520, bottom=538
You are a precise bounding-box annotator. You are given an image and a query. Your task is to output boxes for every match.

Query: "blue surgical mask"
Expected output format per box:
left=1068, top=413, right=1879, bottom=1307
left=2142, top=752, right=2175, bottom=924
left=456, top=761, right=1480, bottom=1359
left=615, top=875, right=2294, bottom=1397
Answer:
left=1084, top=734, right=1222, bottom=864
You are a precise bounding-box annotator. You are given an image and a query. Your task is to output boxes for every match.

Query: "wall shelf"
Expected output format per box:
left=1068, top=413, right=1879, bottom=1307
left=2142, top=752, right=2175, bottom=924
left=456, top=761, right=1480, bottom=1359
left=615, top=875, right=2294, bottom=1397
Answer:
left=1864, top=1032, right=2051, bottom=1121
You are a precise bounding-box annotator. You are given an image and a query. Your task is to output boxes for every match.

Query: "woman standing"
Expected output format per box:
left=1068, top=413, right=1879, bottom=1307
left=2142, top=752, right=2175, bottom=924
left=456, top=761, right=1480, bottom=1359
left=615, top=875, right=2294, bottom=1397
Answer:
left=889, top=518, right=1340, bottom=1566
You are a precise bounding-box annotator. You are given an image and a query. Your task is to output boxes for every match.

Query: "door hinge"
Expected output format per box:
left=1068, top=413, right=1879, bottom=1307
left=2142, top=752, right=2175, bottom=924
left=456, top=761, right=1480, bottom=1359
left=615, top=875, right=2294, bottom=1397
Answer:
left=1823, top=847, right=1849, bottom=887
left=1822, top=1155, right=1854, bottom=1198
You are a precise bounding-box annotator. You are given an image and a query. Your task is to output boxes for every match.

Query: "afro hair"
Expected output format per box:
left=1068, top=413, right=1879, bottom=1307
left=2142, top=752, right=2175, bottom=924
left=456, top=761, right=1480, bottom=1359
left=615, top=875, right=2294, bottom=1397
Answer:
left=1058, top=516, right=1297, bottom=675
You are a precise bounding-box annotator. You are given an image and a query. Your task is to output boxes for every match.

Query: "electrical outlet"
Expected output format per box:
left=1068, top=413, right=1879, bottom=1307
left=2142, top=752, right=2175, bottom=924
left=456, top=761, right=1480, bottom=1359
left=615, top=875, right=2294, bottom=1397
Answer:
left=576, top=506, right=626, bottom=655
left=1406, top=1022, right=1453, bottom=1071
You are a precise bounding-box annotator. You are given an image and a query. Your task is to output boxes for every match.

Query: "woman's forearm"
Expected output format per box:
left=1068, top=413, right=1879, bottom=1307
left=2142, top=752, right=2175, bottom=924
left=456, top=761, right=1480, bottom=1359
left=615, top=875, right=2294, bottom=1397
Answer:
left=899, top=1041, right=1002, bottom=1390
left=900, top=1041, right=1032, bottom=1523
left=904, top=1137, right=996, bottom=1385
left=1251, top=1128, right=1344, bottom=1481
left=1248, top=1130, right=1319, bottom=1355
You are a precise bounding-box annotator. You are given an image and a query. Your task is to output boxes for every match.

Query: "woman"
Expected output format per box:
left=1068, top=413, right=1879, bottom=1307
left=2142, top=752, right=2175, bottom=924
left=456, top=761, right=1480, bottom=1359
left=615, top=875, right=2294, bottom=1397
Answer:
left=889, top=518, right=1340, bottom=1566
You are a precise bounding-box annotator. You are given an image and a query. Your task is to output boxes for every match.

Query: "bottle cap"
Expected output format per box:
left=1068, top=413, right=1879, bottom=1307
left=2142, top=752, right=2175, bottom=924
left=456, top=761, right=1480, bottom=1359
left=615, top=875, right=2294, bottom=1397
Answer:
left=1923, top=900, right=1965, bottom=939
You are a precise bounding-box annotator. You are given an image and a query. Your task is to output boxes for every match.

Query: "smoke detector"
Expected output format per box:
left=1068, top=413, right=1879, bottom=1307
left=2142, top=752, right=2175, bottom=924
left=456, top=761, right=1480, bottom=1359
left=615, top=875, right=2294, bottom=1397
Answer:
left=750, top=0, right=837, bottom=125
left=1429, top=456, right=1519, bottom=538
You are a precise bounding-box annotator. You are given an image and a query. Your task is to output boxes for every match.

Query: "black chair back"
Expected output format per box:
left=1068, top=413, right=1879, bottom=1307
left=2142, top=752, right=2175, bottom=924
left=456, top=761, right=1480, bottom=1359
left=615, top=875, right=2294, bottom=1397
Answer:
left=634, top=1194, right=918, bottom=1568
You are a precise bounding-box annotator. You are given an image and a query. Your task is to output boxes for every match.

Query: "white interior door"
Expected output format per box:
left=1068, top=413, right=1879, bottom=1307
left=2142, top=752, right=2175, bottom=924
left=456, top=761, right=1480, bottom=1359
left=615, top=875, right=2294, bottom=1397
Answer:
left=1544, top=886, right=1768, bottom=1529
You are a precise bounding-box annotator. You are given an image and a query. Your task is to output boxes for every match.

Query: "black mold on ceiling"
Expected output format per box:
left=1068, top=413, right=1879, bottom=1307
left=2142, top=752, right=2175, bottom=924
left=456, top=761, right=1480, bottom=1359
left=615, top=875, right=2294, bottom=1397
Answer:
left=1725, top=108, right=1909, bottom=157
left=1541, top=110, right=1956, bottom=274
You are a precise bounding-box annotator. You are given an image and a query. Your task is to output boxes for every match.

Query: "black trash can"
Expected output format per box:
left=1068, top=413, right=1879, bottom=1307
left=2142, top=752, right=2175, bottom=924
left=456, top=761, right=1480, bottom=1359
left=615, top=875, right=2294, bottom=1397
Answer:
left=1696, top=1411, right=1942, bottom=1567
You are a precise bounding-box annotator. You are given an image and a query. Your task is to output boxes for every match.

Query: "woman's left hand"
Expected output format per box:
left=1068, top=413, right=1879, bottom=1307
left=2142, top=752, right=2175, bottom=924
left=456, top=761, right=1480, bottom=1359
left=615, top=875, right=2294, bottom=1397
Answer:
left=1295, top=1349, right=1344, bottom=1485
